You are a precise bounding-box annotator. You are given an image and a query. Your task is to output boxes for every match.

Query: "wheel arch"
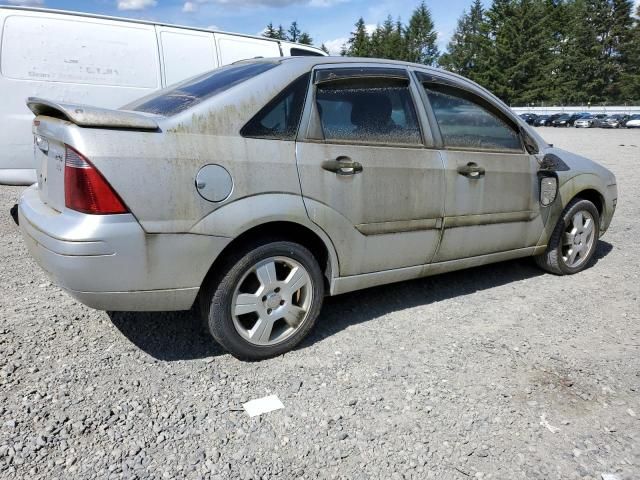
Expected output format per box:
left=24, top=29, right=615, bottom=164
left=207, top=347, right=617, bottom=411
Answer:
left=572, top=188, right=604, bottom=217
left=199, top=220, right=338, bottom=295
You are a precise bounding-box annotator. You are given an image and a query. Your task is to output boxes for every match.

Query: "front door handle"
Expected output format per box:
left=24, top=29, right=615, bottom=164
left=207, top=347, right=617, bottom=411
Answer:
left=322, top=156, right=363, bottom=176
left=458, top=162, right=485, bottom=179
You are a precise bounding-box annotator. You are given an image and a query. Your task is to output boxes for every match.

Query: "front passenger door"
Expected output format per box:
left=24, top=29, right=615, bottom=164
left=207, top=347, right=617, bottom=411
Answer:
left=417, top=77, right=543, bottom=262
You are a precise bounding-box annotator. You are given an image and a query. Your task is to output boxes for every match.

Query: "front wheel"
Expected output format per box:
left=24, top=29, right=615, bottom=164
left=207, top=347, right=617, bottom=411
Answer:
left=200, top=240, right=325, bottom=360
left=535, top=199, right=600, bottom=275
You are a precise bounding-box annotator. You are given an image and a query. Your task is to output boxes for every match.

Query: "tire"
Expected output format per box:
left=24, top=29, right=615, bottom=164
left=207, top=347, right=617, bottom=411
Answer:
left=200, top=240, right=324, bottom=361
left=535, top=198, right=600, bottom=275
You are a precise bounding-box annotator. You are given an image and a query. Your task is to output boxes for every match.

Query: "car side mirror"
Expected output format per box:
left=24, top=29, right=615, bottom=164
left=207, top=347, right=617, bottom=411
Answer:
left=520, top=126, right=539, bottom=155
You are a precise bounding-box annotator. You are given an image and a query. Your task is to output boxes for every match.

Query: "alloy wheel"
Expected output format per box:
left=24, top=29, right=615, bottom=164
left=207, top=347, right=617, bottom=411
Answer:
left=562, top=210, right=596, bottom=269
left=231, top=256, right=313, bottom=346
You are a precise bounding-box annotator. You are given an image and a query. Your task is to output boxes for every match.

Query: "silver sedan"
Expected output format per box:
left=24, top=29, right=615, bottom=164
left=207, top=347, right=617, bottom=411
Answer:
left=19, top=57, right=618, bottom=360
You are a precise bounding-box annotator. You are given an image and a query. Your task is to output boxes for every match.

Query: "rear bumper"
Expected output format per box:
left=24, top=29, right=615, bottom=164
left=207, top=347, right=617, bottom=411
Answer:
left=18, top=186, right=231, bottom=311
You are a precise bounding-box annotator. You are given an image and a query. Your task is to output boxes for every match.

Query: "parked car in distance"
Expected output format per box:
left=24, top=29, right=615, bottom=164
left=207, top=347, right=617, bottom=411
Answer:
left=533, top=115, right=550, bottom=126
left=574, top=114, right=604, bottom=128
left=625, top=115, right=640, bottom=128
left=519, top=113, right=538, bottom=125
left=601, top=114, right=629, bottom=129
left=0, top=6, right=326, bottom=186
left=544, top=113, right=565, bottom=126
left=589, top=114, right=609, bottom=128
left=18, top=57, right=618, bottom=360
left=552, top=114, right=572, bottom=127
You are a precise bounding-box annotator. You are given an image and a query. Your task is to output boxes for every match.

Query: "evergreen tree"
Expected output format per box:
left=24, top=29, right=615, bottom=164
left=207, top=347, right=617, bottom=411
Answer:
left=288, top=21, right=302, bottom=42
left=321, top=43, right=330, bottom=54
left=298, top=32, right=313, bottom=45
left=405, top=2, right=440, bottom=65
left=276, top=24, right=287, bottom=40
left=561, top=0, right=621, bottom=104
left=439, top=0, right=490, bottom=80
left=263, top=22, right=278, bottom=39
left=619, top=3, right=640, bottom=102
left=344, top=18, right=371, bottom=57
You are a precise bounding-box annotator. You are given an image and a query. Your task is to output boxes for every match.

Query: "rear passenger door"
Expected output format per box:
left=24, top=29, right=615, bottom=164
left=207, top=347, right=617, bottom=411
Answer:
left=295, top=66, right=445, bottom=276
left=157, top=27, right=218, bottom=86
left=415, top=73, right=542, bottom=262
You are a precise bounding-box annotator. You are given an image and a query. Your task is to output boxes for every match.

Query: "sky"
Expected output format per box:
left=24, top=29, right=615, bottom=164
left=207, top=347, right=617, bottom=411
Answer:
left=0, top=0, right=493, bottom=54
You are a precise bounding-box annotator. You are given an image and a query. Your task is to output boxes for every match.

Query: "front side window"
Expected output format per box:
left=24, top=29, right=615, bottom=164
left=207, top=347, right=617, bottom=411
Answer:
left=314, top=76, right=422, bottom=146
left=126, top=62, right=277, bottom=116
left=241, top=73, right=310, bottom=140
left=422, top=83, right=522, bottom=153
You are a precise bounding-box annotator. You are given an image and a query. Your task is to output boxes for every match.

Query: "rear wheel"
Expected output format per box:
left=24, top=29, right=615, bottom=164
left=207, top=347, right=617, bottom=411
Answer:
left=535, top=199, right=600, bottom=275
left=200, top=240, right=324, bottom=360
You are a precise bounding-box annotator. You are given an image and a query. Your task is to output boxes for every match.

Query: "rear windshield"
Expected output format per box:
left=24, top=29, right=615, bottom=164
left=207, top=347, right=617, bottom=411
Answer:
left=125, top=62, right=278, bottom=116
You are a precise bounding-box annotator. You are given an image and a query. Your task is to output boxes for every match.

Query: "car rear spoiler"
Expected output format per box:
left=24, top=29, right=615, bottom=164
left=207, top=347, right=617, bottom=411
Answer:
left=26, top=97, right=159, bottom=131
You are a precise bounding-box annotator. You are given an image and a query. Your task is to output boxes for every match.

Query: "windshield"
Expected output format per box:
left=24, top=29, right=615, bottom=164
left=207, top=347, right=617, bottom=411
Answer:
left=125, top=62, right=278, bottom=116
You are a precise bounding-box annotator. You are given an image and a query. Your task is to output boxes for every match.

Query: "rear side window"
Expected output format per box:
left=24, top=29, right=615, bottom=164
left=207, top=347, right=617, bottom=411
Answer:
left=315, top=77, right=422, bottom=145
left=241, top=73, right=311, bottom=140
left=422, top=84, right=522, bottom=153
left=127, top=62, right=277, bottom=116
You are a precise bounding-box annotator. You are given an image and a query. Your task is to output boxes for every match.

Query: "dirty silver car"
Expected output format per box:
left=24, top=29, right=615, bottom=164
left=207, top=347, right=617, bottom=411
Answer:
left=19, top=57, right=618, bottom=360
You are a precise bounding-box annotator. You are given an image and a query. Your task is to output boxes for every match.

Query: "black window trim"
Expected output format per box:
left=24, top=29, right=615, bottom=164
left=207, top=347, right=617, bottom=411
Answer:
left=240, top=72, right=312, bottom=141
left=304, top=66, right=426, bottom=148
left=415, top=71, right=527, bottom=154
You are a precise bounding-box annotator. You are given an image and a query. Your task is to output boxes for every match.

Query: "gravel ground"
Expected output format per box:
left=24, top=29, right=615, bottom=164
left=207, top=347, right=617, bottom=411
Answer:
left=0, top=128, right=639, bottom=480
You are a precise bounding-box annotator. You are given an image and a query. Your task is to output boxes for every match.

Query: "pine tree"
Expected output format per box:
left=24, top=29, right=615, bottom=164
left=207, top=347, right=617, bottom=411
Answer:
left=298, top=32, right=313, bottom=45
left=619, top=2, right=640, bottom=102
left=439, top=0, right=490, bottom=80
left=405, top=2, right=439, bottom=65
left=321, top=43, right=330, bottom=54
left=276, top=25, right=286, bottom=41
left=288, top=21, right=301, bottom=43
left=344, top=18, right=371, bottom=57
left=263, top=22, right=278, bottom=39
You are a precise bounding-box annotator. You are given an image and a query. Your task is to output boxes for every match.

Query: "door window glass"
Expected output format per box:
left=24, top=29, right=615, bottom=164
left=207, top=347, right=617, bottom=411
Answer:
left=423, top=84, right=522, bottom=152
left=315, top=77, right=422, bottom=145
left=241, top=73, right=310, bottom=140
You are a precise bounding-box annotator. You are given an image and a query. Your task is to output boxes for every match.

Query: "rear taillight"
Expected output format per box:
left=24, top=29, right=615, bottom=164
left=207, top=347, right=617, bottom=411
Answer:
left=64, top=146, right=128, bottom=215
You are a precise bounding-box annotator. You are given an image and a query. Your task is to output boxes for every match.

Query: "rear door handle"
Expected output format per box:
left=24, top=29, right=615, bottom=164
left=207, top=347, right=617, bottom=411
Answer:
left=458, top=162, right=485, bottom=179
left=322, top=156, right=363, bottom=176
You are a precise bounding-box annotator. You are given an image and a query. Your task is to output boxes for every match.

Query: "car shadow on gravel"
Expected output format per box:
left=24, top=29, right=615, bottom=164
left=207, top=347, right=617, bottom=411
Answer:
left=301, top=240, right=614, bottom=348
left=106, top=241, right=612, bottom=361
left=108, top=309, right=225, bottom=361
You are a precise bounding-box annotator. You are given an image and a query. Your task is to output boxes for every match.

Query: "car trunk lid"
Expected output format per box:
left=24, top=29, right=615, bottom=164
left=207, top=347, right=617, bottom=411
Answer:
left=28, top=99, right=159, bottom=213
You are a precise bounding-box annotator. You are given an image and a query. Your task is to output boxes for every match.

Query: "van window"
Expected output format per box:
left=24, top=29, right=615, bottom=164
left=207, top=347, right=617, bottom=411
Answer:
left=127, top=62, right=277, bottom=116
left=241, top=73, right=310, bottom=140
left=0, top=15, right=158, bottom=88
left=290, top=48, right=324, bottom=57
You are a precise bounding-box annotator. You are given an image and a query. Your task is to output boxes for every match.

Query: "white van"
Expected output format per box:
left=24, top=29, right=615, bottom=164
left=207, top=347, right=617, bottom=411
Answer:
left=0, top=6, right=326, bottom=185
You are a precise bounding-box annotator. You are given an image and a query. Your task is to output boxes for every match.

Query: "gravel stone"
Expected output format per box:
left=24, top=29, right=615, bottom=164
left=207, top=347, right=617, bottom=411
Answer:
left=0, top=129, right=638, bottom=479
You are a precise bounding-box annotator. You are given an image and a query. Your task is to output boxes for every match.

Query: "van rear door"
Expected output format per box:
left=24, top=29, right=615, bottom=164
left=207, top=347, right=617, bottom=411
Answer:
left=0, top=10, right=161, bottom=185
left=214, top=33, right=281, bottom=66
left=156, top=27, right=218, bottom=86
